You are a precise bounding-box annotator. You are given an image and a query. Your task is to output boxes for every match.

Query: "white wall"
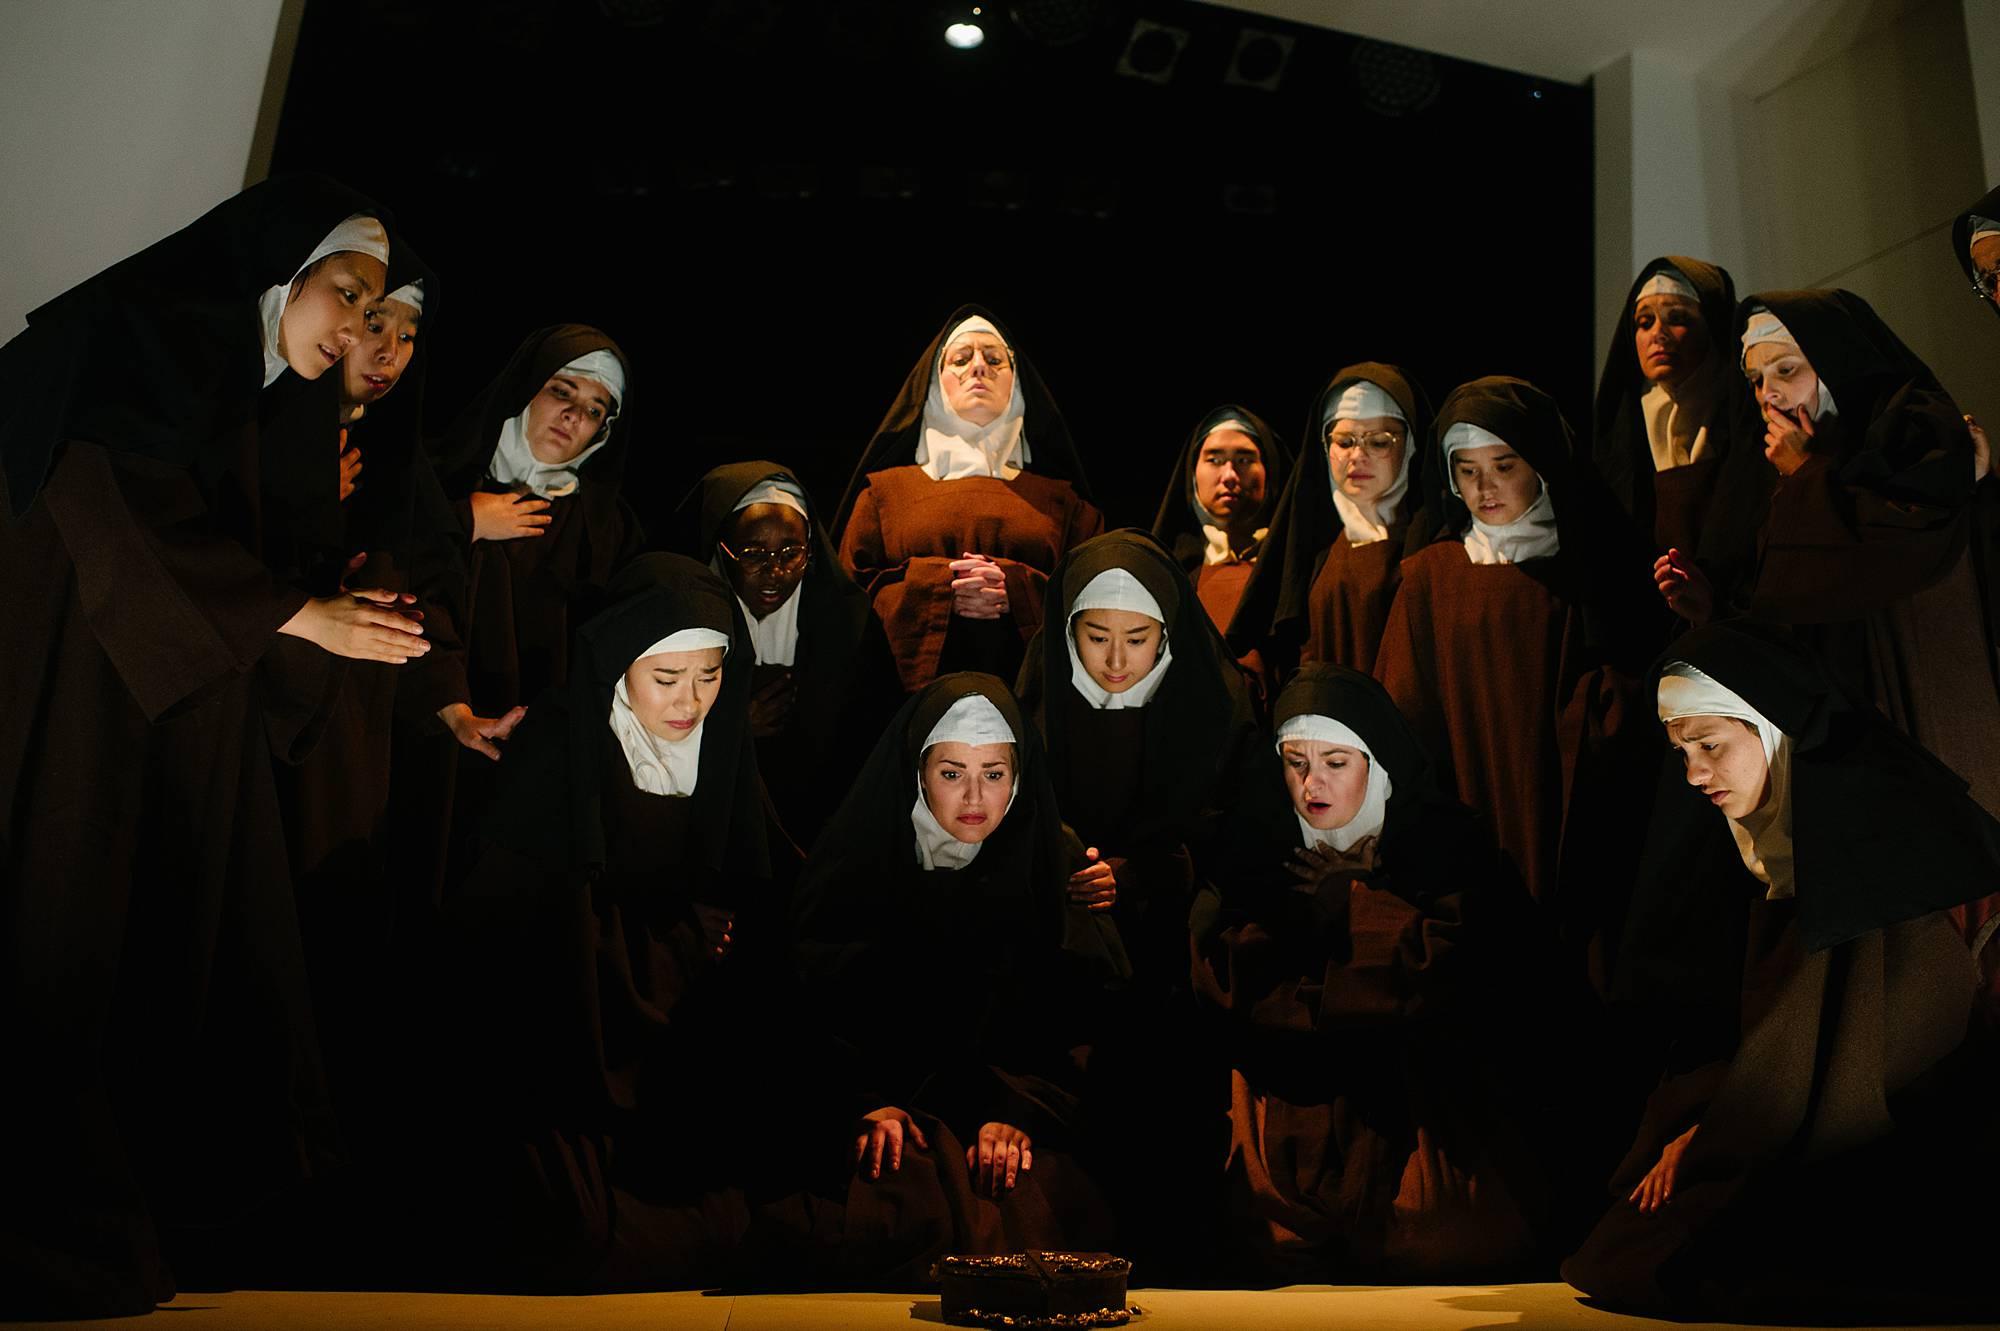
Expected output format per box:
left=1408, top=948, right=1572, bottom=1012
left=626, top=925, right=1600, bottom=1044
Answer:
left=0, top=0, right=294, bottom=335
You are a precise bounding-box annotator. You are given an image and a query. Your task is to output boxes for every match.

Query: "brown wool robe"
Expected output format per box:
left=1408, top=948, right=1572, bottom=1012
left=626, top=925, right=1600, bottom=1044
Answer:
left=833, top=304, right=1101, bottom=693
left=1299, top=527, right=1407, bottom=675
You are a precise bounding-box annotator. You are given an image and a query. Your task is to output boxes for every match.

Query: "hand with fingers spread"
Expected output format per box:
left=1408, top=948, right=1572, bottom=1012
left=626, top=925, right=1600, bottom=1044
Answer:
left=281, top=585, right=430, bottom=664
left=747, top=671, right=797, bottom=739
left=338, top=428, right=363, bottom=503
left=1067, top=846, right=1117, bottom=911
left=1651, top=547, right=1714, bottom=626
left=853, top=1106, right=929, bottom=1181
left=692, top=902, right=736, bottom=961
left=966, top=1121, right=1033, bottom=1198
left=1762, top=400, right=1814, bottom=477
left=438, top=702, right=527, bottom=760
left=949, top=552, right=1009, bottom=620
left=1286, top=837, right=1376, bottom=890
left=1630, top=1124, right=1697, bottom=1214
left=471, top=490, right=554, bottom=542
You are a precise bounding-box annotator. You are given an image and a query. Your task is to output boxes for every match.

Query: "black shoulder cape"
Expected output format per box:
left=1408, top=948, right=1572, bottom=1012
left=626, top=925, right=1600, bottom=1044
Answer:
left=1589, top=256, right=1739, bottom=538
left=1, top=174, right=385, bottom=514
left=1016, top=527, right=1259, bottom=852
left=1147, top=403, right=1293, bottom=572
left=479, top=552, right=769, bottom=882
left=830, top=303, right=1092, bottom=541
left=1228, top=362, right=1433, bottom=656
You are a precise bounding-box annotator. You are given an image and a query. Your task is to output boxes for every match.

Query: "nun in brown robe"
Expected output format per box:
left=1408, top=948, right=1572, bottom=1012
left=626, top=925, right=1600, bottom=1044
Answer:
left=672, top=460, right=902, bottom=850
left=1231, top=363, right=1434, bottom=680
left=0, top=177, right=426, bottom=1316
left=1374, top=377, right=1656, bottom=970
left=834, top=306, right=1103, bottom=693
left=1016, top=528, right=1263, bottom=1277
left=1565, top=622, right=2000, bottom=1321
left=1590, top=257, right=1744, bottom=571
left=1194, top=665, right=1581, bottom=1282
left=1148, top=405, right=1293, bottom=702
left=393, top=325, right=646, bottom=900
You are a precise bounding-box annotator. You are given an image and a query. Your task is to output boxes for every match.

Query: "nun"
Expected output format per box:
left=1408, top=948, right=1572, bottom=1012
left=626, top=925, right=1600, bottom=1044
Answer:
left=672, top=460, right=901, bottom=849
left=834, top=305, right=1103, bottom=693
left=405, top=554, right=786, bottom=1289
left=1590, top=257, right=1744, bottom=576
left=395, top=324, right=643, bottom=898
left=1192, top=665, right=1573, bottom=1281
left=1231, top=363, right=1433, bottom=679
left=0, top=177, right=424, bottom=1315
left=1373, top=377, right=1655, bottom=970
left=1149, top=404, right=1292, bottom=642
left=788, top=673, right=1117, bottom=1280
left=1564, top=622, right=2000, bottom=1321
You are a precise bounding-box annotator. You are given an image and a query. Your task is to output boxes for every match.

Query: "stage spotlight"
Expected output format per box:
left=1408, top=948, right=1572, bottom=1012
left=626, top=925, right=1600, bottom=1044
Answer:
left=1350, top=39, right=1440, bottom=117
left=1223, top=28, right=1293, bottom=91
left=1010, top=0, right=1100, bottom=46
left=945, top=21, right=985, bottom=48
left=1115, top=19, right=1188, bottom=84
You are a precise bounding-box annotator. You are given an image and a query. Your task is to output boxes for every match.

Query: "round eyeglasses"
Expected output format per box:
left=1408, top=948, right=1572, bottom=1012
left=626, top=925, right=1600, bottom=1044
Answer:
left=719, top=540, right=810, bottom=573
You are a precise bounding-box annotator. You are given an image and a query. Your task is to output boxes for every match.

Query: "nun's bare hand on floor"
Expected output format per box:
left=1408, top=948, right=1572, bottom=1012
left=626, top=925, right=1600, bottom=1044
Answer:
left=338, top=430, right=362, bottom=502
left=1652, top=548, right=1713, bottom=626
left=853, top=1107, right=928, bottom=1181
left=438, top=702, right=527, bottom=760
left=1067, top=847, right=1118, bottom=910
left=470, top=490, right=553, bottom=542
left=693, top=902, right=735, bottom=961
left=967, top=1122, right=1034, bottom=1197
left=949, top=553, right=1009, bottom=619
left=1629, top=1124, right=1697, bottom=1214
left=281, top=593, right=430, bottom=664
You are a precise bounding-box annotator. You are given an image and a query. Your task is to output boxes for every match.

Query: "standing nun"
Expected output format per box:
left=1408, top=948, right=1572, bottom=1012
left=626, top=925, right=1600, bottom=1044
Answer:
left=1148, top=404, right=1292, bottom=662
left=1564, top=621, right=2000, bottom=1321
left=1016, top=527, right=1262, bottom=1275
left=0, top=177, right=425, bottom=1316
left=396, top=324, right=643, bottom=898
left=1373, top=377, right=1655, bottom=971
left=790, top=674, right=1117, bottom=1280
left=673, top=460, right=901, bottom=849
left=1231, top=362, right=1433, bottom=679
left=835, top=305, right=1103, bottom=693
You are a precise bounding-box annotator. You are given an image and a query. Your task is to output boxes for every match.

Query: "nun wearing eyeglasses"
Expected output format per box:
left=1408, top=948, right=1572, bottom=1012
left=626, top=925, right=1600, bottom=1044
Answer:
left=1564, top=621, right=2000, bottom=1321
left=1373, top=377, right=1656, bottom=964
left=1230, top=363, right=1434, bottom=680
left=393, top=325, right=645, bottom=899
left=671, top=460, right=900, bottom=849
left=1192, top=665, right=1578, bottom=1281
left=833, top=305, right=1103, bottom=694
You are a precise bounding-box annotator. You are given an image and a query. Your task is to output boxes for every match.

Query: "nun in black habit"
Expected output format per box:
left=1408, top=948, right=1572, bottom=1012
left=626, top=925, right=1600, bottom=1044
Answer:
left=672, top=460, right=901, bottom=849
left=1230, top=363, right=1433, bottom=679
left=405, top=554, right=791, bottom=1289
left=1192, top=665, right=1573, bottom=1281
left=0, top=176, right=425, bottom=1316
left=393, top=324, right=645, bottom=899
left=834, top=305, right=1103, bottom=693
left=788, top=673, right=1116, bottom=1282
left=1149, top=405, right=1292, bottom=702
left=1564, top=621, right=2000, bottom=1321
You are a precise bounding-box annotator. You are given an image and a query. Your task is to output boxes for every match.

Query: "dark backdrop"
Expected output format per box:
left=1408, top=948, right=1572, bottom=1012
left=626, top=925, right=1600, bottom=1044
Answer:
left=271, top=0, right=1593, bottom=533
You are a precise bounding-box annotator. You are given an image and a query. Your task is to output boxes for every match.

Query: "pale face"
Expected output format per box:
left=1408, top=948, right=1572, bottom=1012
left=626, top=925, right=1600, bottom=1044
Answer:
left=279, top=252, right=386, bottom=379
left=938, top=331, right=1015, bottom=426
left=1973, top=234, right=2000, bottom=308
left=1072, top=607, right=1164, bottom=694
left=1451, top=443, right=1541, bottom=526
left=1194, top=428, right=1266, bottom=526
left=623, top=646, right=724, bottom=742
left=1327, top=415, right=1408, bottom=507
left=339, top=296, right=420, bottom=411
left=1665, top=715, right=1770, bottom=820
left=525, top=371, right=617, bottom=465
left=1743, top=341, right=1820, bottom=417
left=1633, top=294, right=1710, bottom=387
left=1280, top=740, right=1371, bottom=831
left=921, top=740, right=1015, bottom=844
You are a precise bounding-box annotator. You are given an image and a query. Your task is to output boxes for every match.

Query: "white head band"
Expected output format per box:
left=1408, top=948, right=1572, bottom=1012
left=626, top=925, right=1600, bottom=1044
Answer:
left=1325, top=379, right=1412, bottom=546
left=562, top=348, right=627, bottom=406
left=1657, top=662, right=1795, bottom=899
left=1635, top=266, right=1698, bottom=305
left=383, top=279, right=424, bottom=314
left=1275, top=713, right=1392, bottom=852
left=1970, top=214, right=2000, bottom=254
left=1066, top=567, right=1173, bottom=710
left=732, top=477, right=810, bottom=517
left=609, top=627, right=732, bottom=798
left=1739, top=306, right=1797, bottom=360
left=912, top=692, right=1020, bottom=869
